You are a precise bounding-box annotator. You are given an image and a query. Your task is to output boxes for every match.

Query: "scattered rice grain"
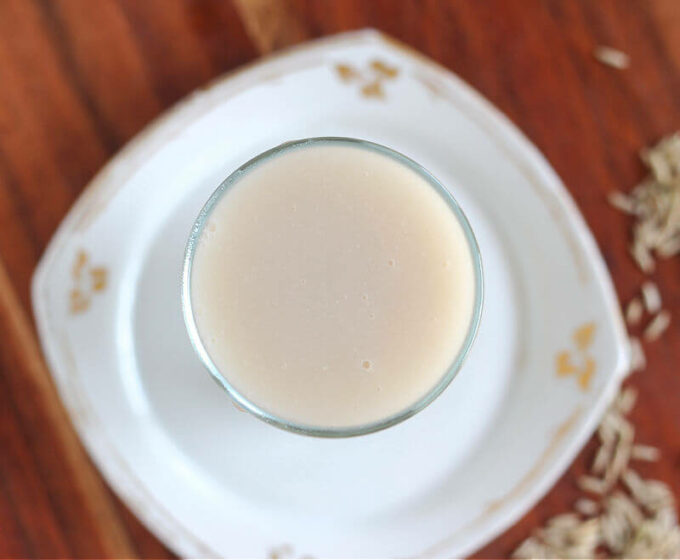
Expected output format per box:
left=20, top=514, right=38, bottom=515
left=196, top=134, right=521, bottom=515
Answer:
left=640, top=133, right=680, bottom=183
left=603, top=421, right=634, bottom=489
left=623, top=469, right=645, bottom=496
left=592, top=441, right=613, bottom=474
left=657, top=235, right=680, bottom=257
left=630, top=241, right=655, bottom=273
left=512, top=536, right=549, bottom=559
left=575, top=497, right=600, bottom=516
left=609, top=490, right=645, bottom=528
left=546, top=512, right=581, bottom=530
left=615, top=386, right=638, bottom=415
left=641, top=281, right=662, bottom=313
left=626, top=297, right=644, bottom=325
left=623, top=517, right=680, bottom=558
left=613, top=133, right=680, bottom=271
left=631, top=444, right=661, bottom=462
left=594, top=46, right=630, bottom=69
left=514, top=393, right=677, bottom=558
left=636, top=480, right=675, bottom=514
left=579, top=475, right=607, bottom=495
left=643, top=310, right=671, bottom=341
left=608, top=190, right=636, bottom=213
left=629, top=337, right=646, bottom=373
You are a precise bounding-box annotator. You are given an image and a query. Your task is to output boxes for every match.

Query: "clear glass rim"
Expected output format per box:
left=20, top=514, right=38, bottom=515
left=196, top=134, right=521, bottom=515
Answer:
left=182, top=137, right=484, bottom=438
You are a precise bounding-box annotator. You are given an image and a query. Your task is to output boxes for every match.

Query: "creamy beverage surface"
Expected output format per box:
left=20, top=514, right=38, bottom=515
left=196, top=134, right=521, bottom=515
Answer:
left=190, top=142, right=476, bottom=429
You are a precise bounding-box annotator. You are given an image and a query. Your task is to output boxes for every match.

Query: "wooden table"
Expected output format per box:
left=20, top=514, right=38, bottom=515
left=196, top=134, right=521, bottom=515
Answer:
left=1, top=1, right=679, bottom=557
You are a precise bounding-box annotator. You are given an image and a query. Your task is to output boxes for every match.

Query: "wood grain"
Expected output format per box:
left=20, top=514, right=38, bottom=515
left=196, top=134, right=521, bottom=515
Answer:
left=0, top=258, right=137, bottom=558
left=0, top=0, right=678, bottom=557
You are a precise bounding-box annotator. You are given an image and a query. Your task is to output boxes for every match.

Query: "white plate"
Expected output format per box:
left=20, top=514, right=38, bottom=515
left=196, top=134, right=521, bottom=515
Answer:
left=32, top=30, right=630, bottom=558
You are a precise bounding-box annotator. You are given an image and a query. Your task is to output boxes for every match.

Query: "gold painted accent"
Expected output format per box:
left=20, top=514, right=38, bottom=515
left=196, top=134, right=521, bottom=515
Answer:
left=555, top=322, right=597, bottom=391
left=69, top=250, right=108, bottom=314
left=72, top=250, right=88, bottom=280
left=70, top=289, right=90, bottom=314
left=578, top=356, right=596, bottom=390
left=334, top=59, right=399, bottom=99
left=371, top=59, right=398, bottom=78
left=361, top=80, right=384, bottom=98
left=90, top=268, right=108, bottom=292
left=573, top=321, right=596, bottom=350
left=556, top=351, right=576, bottom=376
left=335, top=63, right=358, bottom=81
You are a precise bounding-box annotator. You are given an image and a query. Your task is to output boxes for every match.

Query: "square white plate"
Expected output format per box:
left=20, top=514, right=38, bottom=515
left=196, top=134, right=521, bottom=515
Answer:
left=32, top=30, right=629, bottom=558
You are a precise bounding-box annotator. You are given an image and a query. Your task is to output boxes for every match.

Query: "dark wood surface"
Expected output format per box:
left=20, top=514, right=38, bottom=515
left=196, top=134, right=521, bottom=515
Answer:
left=1, top=1, right=679, bottom=557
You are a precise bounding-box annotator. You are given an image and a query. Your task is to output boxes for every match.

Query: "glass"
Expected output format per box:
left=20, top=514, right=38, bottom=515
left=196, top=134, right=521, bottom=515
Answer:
left=182, top=137, right=484, bottom=437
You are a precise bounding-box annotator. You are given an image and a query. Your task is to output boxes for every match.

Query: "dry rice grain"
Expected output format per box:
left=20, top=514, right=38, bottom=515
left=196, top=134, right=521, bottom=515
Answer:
left=615, top=386, right=638, bottom=415
left=608, top=190, right=636, bottom=213
left=594, top=46, right=630, bottom=69
left=603, top=423, right=634, bottom=489
left=631, top=444, right=661, bottom=462
left=643, top=310, right=671, bottom=341
left=547, top=513, right=581, bottom=529
left=630, top=241, right=655, bottom=273
left=614, top=133, right=680, bottom=271
left=637, top=481, right=675, bottom=514
left=629, top=337, right=646, bottom=373
left=641, top=281, right=662, bottom=313
left=512, top=536, right=549, bottom=559
left=657, top=235, right=680, bottom=257
left=575, top=498, right=600, bottom=517
left=625, top=297, right=644, bottom=325
left=592, top=441, right=613, bottom=475
left=609, top=491, right=645, bottom=528
left=623, top=469, right=645, bottom=496
left=579, top=475, right=607, bottom=495
left=640, top=134, right=680, bottom=183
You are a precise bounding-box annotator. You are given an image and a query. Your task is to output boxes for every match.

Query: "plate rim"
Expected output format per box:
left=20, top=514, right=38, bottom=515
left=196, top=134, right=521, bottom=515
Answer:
left=31, top=28, right=630, bottom=558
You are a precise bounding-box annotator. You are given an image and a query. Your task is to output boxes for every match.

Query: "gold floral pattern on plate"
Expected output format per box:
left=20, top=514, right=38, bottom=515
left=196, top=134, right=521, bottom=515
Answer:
left=70, top=249, right=108, bottom=314
left=556, top=322, right=597, bottom=390
left=335, top=59, right=399, bottom=98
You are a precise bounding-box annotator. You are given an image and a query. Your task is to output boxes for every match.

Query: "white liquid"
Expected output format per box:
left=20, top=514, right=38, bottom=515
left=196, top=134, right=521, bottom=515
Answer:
left=190, top=142, right=476, bottom=429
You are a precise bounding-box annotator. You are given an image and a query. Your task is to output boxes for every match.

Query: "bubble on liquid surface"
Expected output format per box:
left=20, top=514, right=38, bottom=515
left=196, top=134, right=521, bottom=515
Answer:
left=361, top=360, right=373, bottom=371
left=207, top=221, right=217, bottom=233
left=387, top=259, right=396, bottom=267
